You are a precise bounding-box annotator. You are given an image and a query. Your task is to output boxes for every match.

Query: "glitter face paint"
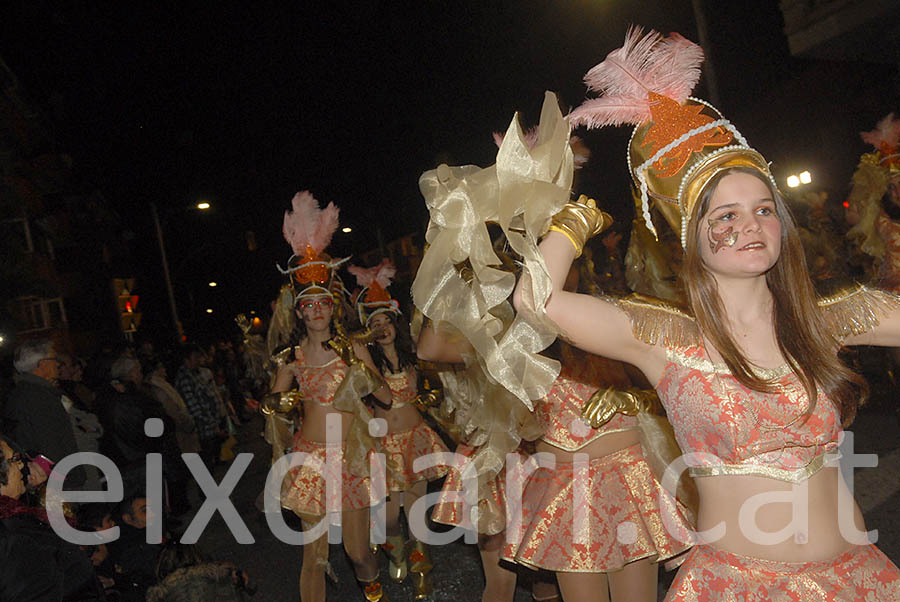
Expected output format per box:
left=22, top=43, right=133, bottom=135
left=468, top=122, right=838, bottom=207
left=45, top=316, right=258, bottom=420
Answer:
left=707, top=217, right=739, bottom=253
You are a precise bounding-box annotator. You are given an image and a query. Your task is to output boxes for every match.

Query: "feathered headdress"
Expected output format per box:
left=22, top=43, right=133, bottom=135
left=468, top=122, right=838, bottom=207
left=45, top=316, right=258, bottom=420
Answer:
left=277, top=191, right=348, bottom=300
left=492, top=127, right=590, bottom=168
left=860, top=113, right=900, bottom=175
left=570, top=26, right=776, bottom=247
left=348, top=258, right=400, bottom=325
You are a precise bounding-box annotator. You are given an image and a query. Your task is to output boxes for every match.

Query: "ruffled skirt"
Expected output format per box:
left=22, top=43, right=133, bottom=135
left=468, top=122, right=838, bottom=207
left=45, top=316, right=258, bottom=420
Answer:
left=382, top=421, right=450, bottom=491
left=503, top=443, right=693, bottom=572
left=664, top=543, right=900, bottom=601
left=431, top=444, right=508, bottom=536
left=280, top=437, right=372, bottom=517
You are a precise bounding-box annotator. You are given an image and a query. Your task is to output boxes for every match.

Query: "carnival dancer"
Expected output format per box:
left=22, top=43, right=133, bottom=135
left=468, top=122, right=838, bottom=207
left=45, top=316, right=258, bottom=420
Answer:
left=510, top=27, right=900, bottom=600
left=501, top=252, right=693, bottom=602
left=265, top=191, right=393, bottom=602
left=347, top=259, right=449, bottom=599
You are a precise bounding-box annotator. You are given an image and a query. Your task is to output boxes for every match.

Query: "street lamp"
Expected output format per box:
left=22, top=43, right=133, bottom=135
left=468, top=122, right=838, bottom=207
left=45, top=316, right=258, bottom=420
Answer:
left=208, top=281, right=217, bottom=287
left=150, top=201, right=213, bottom=342
left=786, top=170, right=812, bottom=189
left=342, top=227, right=352, bottom=233
left=205, top=308, right=213, bottom=314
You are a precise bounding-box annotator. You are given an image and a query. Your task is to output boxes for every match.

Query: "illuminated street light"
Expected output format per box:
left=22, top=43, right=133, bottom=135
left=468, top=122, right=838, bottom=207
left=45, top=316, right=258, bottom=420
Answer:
left=197, top=202, right=210, bottom=210
left=208, top=281, right=217, bottom=287
left=786, top=175, right=800, bottom=188
left=799, top=171, right=812, bottom=185
left=342, top=227, right=352, bottom=233
left=205, top=308, right=213, bottom=314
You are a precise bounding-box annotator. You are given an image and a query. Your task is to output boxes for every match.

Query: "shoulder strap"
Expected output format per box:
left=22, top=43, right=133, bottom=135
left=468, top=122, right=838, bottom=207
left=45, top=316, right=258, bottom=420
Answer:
left=615, top=293, right=701, bottom=347
left=818, top=283, right=900, bottom=340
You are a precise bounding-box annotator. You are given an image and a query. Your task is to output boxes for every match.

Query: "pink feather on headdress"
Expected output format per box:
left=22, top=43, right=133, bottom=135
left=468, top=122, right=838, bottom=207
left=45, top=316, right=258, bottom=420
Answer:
left=281, top=191, right=340, bottom=256
left=492, top=126, right=540, bottom=150
left=493, top=128, right=590, bottom=168
left=348, top=259, right=396, bottom=289
left=569, top=26, right=704, bottom=129
left=861, top=113, right=900, bottom=151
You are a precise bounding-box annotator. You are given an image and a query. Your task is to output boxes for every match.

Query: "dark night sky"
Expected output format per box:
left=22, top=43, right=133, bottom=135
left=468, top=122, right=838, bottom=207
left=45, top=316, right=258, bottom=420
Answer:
left=2, top=2, right=894, bottom=339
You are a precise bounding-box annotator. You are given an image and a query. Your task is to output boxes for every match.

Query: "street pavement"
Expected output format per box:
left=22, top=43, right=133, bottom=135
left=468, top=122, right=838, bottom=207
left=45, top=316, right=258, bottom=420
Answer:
left=184, top=405, right=900, bottom=602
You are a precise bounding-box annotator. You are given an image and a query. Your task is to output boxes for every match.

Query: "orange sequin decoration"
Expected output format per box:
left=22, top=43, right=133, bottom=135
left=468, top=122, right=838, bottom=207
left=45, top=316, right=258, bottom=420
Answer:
left=641, top=92, right=732, bottom=178
left=364, top=281, right=391, bottom=303
left=292, top=245, right=329, bottom=285
left=409, top=549, right=425, bottom=563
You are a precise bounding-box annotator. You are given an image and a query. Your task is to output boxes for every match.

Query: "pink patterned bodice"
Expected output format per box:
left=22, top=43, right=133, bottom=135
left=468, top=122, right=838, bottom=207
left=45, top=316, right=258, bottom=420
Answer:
left=656, top=345, right=841, bottom=482
left=288, top=347, right=349, bottom=406
left=384, top=368, right=417, bottom=409
left=536, top=352, right=638, bottom=451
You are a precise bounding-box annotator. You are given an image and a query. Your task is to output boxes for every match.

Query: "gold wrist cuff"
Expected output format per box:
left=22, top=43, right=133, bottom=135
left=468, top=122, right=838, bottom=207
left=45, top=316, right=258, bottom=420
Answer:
left=261, top=391, right=303, bottom=415
left=548, top=195, right=613, bottom=259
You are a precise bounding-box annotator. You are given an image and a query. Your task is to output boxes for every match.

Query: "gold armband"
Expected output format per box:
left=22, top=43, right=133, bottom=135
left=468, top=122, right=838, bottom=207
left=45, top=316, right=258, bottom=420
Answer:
left=548, top=195, right=613, bottom=258
left=581, top=387, right=661, bottom=429
left=261, top=391, right=303, bottom=415
left=412, top=388, right=442, bottom=411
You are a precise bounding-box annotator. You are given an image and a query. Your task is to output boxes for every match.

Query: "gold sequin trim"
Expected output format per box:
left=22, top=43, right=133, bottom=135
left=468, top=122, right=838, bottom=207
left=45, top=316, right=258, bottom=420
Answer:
left=666, top=347, right=793, bottom=380
left=687, top=451, right=836, bottom=483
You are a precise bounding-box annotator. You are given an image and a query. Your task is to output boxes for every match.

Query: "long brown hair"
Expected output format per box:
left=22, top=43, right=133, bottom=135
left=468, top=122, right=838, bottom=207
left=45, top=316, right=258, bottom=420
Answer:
left=682, top=166, right=865, bottom=426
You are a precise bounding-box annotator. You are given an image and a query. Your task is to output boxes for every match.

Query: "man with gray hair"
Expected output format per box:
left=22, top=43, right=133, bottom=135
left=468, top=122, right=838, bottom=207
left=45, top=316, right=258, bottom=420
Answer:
left=2, top=336, right=85, bottom=487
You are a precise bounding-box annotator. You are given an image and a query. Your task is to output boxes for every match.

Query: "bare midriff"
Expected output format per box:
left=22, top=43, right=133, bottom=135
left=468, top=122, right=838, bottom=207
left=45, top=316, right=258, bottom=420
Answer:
left=299, top=404, right=355, bottom=443
left=375, top=403, right=423, bottom=433
left=694, top=466, right=867, bottom=562
left=535, top=428, right=641, bottom=462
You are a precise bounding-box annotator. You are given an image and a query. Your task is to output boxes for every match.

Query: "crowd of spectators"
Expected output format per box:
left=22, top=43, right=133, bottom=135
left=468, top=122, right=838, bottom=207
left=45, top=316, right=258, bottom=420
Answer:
left=0, top=335, right=260, bottom=601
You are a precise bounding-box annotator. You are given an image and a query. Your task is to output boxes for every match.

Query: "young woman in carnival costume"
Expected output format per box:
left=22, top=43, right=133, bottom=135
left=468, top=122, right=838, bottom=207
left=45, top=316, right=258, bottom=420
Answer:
left=347, top=259, right=449, bottom=599
left=509, top=27, right=900, bottom=600
left=264, top=191, right=393, bottom=602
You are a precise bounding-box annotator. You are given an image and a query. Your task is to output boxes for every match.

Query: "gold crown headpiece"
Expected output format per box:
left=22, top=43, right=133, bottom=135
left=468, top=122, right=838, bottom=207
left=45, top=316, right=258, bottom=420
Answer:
left=277, top=191, right=349, bottom=301
left=570, top=27, right=777, bottom=248
left=348, top=259, right=400, bottom=325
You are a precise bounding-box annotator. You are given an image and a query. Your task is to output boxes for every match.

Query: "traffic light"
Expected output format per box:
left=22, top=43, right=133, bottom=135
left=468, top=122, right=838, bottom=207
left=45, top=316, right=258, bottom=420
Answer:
left=112, top=278, right=142, bottom=334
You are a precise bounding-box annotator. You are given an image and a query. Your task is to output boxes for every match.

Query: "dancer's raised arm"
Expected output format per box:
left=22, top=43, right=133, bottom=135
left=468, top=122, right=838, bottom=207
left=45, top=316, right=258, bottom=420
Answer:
left=514, top=198, right=666, bottom=381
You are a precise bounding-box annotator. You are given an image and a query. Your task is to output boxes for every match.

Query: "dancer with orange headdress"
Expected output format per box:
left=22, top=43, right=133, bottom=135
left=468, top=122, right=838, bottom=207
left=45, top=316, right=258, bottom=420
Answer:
left=348, top=259, right=449, bottom=599
left=507, top=27, right=900, bottom=600
left=264, top=191, right=393, bottom=602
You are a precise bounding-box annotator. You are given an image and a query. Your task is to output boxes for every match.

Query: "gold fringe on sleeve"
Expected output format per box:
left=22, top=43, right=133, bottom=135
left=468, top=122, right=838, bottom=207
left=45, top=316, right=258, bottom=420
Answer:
left=818, top=283, right=900, bottom=341
left=615, top=293, right=700, bottom=347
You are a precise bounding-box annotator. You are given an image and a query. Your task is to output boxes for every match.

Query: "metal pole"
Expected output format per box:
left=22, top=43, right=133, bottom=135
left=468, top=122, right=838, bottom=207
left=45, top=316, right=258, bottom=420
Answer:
left=691, top=0, right=721, bottom=108
left=151, top=202, right=182, bottom=342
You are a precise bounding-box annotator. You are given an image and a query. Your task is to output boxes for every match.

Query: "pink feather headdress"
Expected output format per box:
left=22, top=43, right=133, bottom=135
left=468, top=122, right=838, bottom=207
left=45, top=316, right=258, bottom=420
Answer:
left=568, top=26, right=775, bottom=248
left=492, top=128, right=590, bottom=168
left=282, top=191, right=340, bottom=256
left=278, top=191, right=346, bottom=299
left=348, top=258, right=400, bottom=324
left=568, top=26, right=703, bottom=129
left=861, top=113, right=900, bottom=171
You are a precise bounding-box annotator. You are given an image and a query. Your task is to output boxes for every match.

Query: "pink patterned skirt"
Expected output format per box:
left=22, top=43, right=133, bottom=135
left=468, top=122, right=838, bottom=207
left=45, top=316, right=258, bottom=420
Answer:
left=430, top=444, right=508, bottom=536
left=382, top=421, right=450, bottom=491
left=280, top=437, right=372, bottom=518
left=503, top=443, right=693, bottom=572
left=665, top=543, right=900, bottom=601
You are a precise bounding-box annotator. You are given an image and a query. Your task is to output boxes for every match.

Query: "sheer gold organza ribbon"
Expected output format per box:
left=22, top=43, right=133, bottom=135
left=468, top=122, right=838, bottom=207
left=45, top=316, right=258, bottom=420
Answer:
left=411, top=92, right=572, bottom=485
left=332, top=362, right=382, bottom=477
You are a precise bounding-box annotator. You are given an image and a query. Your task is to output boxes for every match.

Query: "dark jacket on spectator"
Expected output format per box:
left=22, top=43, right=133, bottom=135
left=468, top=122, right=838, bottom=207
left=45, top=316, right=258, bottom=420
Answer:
left=0, top=495, right=105, bottom=601
left=2, top=373, right=85, bottom=487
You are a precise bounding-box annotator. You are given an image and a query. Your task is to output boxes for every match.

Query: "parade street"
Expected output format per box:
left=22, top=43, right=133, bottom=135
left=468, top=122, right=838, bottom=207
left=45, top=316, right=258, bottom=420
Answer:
left=189, top=407, right=900, bottom=602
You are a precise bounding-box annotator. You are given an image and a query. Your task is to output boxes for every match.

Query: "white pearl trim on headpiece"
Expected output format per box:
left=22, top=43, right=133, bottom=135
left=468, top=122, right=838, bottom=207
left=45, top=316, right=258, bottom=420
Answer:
left=625, top=97, right=776, bottom=248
